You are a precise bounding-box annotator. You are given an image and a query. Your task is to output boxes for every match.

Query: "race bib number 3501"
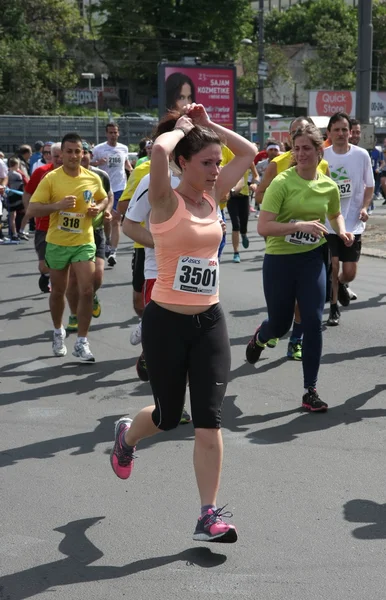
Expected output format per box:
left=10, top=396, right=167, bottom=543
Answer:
left=173, top=256, right=219, bottom=295
left=58, top=211, right=85, bottom=233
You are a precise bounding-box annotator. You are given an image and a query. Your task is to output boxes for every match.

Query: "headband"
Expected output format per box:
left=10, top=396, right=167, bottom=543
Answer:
left=266, top=144, right=280, bottom=151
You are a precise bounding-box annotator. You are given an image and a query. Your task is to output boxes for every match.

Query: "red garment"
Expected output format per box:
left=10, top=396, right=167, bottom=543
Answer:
left=253, top=150, right=268, bottom=165
left=17, top=169, right=28, bottom=187
left=143, top=279, right=156, bottom=306
left=25, top=163, right=54, bottom=231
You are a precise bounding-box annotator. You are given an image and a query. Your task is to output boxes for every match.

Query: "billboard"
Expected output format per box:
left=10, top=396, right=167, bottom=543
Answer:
left=309, top=90, right=386, bottom=118
left=64, top=87, right=119, bottom=106
left=158, top=63, right=237, bottom=130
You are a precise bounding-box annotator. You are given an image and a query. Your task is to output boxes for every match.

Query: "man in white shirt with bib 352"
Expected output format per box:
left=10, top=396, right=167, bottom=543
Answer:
left=324, top=112, right=374, bottom=326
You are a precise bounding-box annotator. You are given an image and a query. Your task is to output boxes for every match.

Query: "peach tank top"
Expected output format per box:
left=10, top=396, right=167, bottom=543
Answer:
left=150, top=190, right=222, bottom=306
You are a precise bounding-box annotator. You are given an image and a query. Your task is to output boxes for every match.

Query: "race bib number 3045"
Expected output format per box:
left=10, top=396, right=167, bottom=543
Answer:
left=284, top=220, right=319, bottom=246
left=173, top=256, right=219, bottom=295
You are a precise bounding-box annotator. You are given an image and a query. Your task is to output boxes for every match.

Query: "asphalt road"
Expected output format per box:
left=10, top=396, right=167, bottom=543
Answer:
left=1, top=225, right=386, bottom=600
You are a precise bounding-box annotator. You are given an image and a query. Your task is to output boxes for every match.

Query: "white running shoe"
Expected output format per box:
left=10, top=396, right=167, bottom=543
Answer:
left=130, top=321, right=142, bottom=346
left=53, top=329, right=67, bottom=357
left=108, top=252, right=117, bottom=267
left=72, top=340, right=95, bottom=362
left=347, top=286, right=358, bottom=300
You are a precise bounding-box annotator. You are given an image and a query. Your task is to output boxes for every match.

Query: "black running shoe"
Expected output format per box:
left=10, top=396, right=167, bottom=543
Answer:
left=245, top=326, right=266, bottom=364
left=326, top=305, right=340, bottom=326
left=338, top=281, right=350, bottom=307
left=38, top=274, right=51, bottom=293
left=136, top=352, right=149, bottom=382
left=302, top=387, right=328, bottom=412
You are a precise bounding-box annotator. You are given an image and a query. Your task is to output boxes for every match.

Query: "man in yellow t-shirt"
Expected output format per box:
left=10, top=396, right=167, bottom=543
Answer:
left=27, top=133, right=108, bottom=362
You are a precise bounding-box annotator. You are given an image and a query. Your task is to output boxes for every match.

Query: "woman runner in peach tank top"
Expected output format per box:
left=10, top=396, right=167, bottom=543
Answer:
left=110, top=104, right=256, bottom=543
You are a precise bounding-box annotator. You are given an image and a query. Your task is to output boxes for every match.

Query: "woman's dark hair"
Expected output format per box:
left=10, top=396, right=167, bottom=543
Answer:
left=138, top=137, right=151, bottom=159
left=165, top=72, right=196, bottom=111
left=154, top=111, right=223, bottom=169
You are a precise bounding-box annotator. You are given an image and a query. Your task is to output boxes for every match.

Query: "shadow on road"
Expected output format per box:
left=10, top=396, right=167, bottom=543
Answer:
left=322, top=345, right=386, bottom=364
left=0, top=517, right=226, bottom=600
left=343, top=499, right=386, bottom=539
left=0, top=414, right=125, bottom=468
left=0, top=357, right=138, bottom=406
left=245, top=384, right=386, bottom=445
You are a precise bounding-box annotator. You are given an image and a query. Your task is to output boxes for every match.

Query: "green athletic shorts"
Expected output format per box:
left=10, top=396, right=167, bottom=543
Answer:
left=45, top=242, right=96, bottom=271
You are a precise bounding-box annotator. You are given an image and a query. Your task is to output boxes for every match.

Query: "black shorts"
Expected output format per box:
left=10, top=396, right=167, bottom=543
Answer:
left=227, top=193, right=249, bottom=233
left=7, top=203, right=24, bottom=214
left=326, top=234, right=362, bottom=263
left=131, top=247, right=145, bottom=293
left=34, top=229, right=47, bottom=261
left=93, top=228, right=106, bottom=260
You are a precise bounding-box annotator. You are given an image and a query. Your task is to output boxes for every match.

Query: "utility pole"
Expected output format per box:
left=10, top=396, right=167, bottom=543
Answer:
left=355, top=0, right=373, bottom=123
left=257, top=0, right=267, bottom=147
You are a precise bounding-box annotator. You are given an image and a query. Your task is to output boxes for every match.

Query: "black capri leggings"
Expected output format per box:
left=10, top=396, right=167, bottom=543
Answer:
left=227, top=193, right=249, bottom=233
left=142, top=301, right=231, bottom=431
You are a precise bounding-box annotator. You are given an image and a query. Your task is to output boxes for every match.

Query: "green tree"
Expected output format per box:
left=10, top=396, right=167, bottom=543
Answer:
left=0, top=0, right=86, bottom=114
left=238, top=43, right=291, bottom=103
left=265, top=0, right=357, bottom=90
left=90, top=0, right=253, bottom=105
left=372, top=0, right=386, bottom=91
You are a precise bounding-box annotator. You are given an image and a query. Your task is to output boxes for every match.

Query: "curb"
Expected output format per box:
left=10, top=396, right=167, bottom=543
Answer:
left=362, top=248, right=386, bottom=259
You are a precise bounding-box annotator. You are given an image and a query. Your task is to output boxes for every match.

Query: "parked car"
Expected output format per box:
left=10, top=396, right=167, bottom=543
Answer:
left=120, top=112, right=157, bottom=123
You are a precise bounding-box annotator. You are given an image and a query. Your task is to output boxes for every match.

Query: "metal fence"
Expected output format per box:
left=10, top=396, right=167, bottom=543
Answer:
left=0, top=115, right=157, bottom=153
left=0, top=114, right=259, bottom=153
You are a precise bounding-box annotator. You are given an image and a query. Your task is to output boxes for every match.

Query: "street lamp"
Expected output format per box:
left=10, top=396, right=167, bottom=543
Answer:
left=241, top=0, right=267, bottom=148
left=81, top=72, right=95, bottom=91
left=81, top=72, right=99, bottom=144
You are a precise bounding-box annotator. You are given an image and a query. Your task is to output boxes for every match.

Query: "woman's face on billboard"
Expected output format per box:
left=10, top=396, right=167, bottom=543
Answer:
left=175, top=82, right=193, bottom=110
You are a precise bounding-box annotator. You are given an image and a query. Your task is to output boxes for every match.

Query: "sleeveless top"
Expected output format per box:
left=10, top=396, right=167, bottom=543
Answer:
left=150, top=190, right=222, bottom=306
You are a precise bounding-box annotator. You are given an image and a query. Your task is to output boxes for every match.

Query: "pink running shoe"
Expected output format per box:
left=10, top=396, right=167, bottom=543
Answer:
left=110, top=418, right=136, bottom=479
left=193, top=506, right=238, bottom=543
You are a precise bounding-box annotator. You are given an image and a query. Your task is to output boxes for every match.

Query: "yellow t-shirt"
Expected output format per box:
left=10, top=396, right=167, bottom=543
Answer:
left=119, top=161, right=151, bottom=248
left=272, top=150, right=329, bottom=175
left=219, top=146, right=250, bottom=207
left=30, top=166, right=106, bottom=247
left=120, top=161, right=151, bottom=202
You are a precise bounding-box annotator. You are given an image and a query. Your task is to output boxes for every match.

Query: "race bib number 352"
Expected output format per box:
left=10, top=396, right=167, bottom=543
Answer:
left=58, top=211, right=85, bottom=233
left=173, top=256, right=219, bottom=295
left=338, top=179, right=352, bottom=200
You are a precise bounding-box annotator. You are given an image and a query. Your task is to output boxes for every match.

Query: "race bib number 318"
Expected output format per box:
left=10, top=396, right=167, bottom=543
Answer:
left=58, top=211, right=85, bottom=233
left=173, top=256, right=219, bottom=295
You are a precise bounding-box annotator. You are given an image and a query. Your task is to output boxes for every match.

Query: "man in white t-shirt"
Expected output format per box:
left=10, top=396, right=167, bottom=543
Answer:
left=92, top=123, right=132, bottom=266
left=325, top=112, right=374, bottom=326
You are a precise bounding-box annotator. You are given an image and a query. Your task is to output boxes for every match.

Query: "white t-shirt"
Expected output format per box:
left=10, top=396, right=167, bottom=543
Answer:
left=256, top=158, right=270, bottom=177
left=325, top=144, right=374, bottom=234
left=0, top=158, right=8, bottom=179
left=126, top=173, right=180, bottom=280
left=92, top=142, right=128, bottom=193
left=32, top=158, right=46, bottom=173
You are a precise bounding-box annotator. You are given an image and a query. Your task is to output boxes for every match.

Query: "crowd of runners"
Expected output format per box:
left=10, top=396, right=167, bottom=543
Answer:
left=1, top=107, right=378, bottom=543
